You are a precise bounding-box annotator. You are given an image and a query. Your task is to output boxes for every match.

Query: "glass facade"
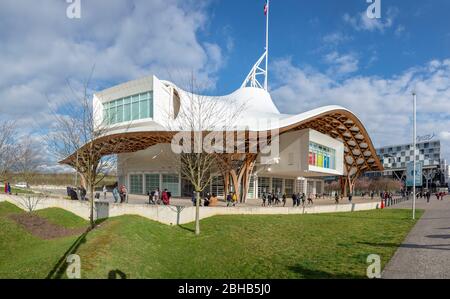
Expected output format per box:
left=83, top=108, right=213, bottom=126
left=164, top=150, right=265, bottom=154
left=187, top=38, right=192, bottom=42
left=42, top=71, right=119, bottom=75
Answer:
left=103, top=91, right=153, bottom=125
left=247, top=176, right=255, bottom=199
left=211, top=176, right=224, bottom=197
left=130, top=174, right=143, bottom=194
left=145, top=174, right=160, bottom=193
left=258, top=177, right=270, bottom=196
left=308, top=141, right=336, bottom=170
left=285, top=179, right=294, bottom=195
left=272, top=178, right=283, bottom=194
left=161, top=174, right=180, bottom=197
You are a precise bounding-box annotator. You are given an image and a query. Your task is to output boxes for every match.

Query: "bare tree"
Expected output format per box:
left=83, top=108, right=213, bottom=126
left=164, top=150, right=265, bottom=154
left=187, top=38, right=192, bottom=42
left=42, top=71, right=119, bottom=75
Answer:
left=14, top=139, right=42, bottom=188
left=165, top=75, right=244, bottom=235
left=0, top=121, right=17, bottom=183
left=45, top=68, right=126, bottom=228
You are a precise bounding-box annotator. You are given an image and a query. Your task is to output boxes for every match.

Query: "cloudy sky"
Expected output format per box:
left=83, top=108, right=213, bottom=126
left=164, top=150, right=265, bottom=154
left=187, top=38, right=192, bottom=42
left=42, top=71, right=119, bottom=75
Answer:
left=0, top=0, right=449, bottom=171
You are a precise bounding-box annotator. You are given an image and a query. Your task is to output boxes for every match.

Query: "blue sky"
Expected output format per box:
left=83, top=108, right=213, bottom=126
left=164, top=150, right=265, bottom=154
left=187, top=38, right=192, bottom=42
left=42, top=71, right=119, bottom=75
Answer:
left=0, top=0, right=449, bottom=171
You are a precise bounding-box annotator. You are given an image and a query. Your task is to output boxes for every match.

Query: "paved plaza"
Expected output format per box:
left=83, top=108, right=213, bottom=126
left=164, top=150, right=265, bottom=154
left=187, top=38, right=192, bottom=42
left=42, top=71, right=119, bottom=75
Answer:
left=382, top=196, right=450, bottom=279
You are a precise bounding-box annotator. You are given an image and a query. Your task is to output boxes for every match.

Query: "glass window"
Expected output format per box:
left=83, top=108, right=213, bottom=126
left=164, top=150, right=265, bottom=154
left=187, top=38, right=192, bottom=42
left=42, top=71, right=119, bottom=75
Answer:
left=308, top=141, right=336, bottom=170
left=132, top=100, right=140, bottom=121
left=247, top=176, right=255, bottom=199
left=285, top=179, right=294, bottom=195
left=162, top=174, right=180, bottom=197
left=211, top=176, right=224, bottom=197
left=103, top=92, right=153, bottom=125
left=145, top=174, right=160, bottom=193
left=130, top=174, right=143, bottom=194
left=140, top=96, right=149, bottom=119
left=272, top=178, right=283, bottom=194
left=258, top=177, right=270, bottom=197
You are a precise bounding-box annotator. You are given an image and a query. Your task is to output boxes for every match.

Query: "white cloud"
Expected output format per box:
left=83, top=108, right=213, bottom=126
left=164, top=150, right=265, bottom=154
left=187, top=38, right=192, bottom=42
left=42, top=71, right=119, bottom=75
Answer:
left=0, top=0, right=223, bottom=122
left=322, top=32, right=351, bottom=46
left=324, top=51, right=359, bottom=75
left=271, top=58, right=450, bottom=161
left=0, top=0, right=226, bottom=172
left=343, top=7, right=398, bottom=33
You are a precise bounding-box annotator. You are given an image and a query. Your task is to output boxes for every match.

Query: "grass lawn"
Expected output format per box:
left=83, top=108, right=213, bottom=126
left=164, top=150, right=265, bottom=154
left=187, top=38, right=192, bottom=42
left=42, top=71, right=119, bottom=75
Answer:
left=0, top=201, right=422, bottom=279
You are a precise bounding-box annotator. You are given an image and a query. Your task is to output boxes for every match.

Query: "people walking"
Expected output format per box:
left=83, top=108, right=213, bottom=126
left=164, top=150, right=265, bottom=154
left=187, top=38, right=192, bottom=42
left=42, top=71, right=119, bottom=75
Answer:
left=267, top=192, right=273, bottom=206
left=307, top=193, right=313, bottom=205
left=348, top=192, right=353, bottom=203
left=192, top=192, right=197, bottom=206
left=426, top=191, right=431, bottom=203
left=335, top=192, right=339, bottom=204
left=232, top=192, right=238, bottom=207
left=154, top=188, right=160, bottom=205
left=103, top=185, right=107, bottom=200
left=301, top=193, right=306, bottom=206
left=262, top=191, right=267, bottom=207
left=112, top=185, right=120, bottom=203
left=226, top=192, right=232, bottom=207
left=282, top=193, right=287, bottom=207
left=292, top=193, right=297, bottom=207
left=161, top=189, right=170, bottom=205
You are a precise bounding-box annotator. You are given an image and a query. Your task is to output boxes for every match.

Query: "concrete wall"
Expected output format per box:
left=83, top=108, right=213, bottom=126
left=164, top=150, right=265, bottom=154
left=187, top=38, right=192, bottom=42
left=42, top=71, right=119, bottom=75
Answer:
left=1, top=194, right=380, bottom=226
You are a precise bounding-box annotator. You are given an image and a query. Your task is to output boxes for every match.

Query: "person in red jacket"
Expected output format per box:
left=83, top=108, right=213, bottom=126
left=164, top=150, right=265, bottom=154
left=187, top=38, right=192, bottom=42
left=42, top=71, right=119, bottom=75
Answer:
left=162, top=189, right=170, bottom=205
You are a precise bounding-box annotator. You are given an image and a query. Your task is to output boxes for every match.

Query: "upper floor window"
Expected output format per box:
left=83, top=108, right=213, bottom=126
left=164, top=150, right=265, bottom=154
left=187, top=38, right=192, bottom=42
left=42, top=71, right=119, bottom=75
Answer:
left=103, top=91, right=153, bottom=125
left=308, top=141, right=336, bottom=170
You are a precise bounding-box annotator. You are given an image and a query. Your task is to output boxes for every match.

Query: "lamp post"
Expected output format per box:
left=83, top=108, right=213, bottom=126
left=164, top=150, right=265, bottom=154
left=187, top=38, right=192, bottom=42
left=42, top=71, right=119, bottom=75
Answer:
left=412, top=91, right=417, bottom=220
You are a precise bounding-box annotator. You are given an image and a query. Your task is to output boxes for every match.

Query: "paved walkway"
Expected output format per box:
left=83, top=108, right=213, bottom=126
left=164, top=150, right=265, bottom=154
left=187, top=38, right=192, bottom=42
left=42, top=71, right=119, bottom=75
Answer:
left=382, top=196, right=450, bottom=279
left=31, top=186, right=381, bottom=207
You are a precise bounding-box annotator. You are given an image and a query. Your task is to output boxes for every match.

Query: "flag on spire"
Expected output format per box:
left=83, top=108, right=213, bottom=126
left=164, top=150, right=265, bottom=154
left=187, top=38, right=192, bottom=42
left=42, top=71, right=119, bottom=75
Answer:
left=264, top=0, right=268, bottom=16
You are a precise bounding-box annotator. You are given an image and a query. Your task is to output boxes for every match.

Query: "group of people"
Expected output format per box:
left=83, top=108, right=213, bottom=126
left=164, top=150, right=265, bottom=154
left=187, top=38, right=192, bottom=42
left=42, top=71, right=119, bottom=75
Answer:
left=260, top=191, right=314, bottom=207
left=191, top=192, right=219, bottom=207
left=148, top=188, right=172, bottom=205
left=112, top=184, right=128, bottom=203
left=3, top=182, right=11, bottom=194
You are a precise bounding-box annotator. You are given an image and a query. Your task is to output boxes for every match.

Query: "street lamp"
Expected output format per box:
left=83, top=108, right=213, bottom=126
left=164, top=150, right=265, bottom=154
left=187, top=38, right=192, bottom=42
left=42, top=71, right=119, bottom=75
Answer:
left=412, top=91, right=417, bottom=220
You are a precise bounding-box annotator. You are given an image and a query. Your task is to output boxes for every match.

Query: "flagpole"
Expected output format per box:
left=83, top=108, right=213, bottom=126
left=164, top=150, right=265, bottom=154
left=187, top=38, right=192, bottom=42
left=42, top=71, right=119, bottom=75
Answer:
left=264, top=0, right=270, bottom=91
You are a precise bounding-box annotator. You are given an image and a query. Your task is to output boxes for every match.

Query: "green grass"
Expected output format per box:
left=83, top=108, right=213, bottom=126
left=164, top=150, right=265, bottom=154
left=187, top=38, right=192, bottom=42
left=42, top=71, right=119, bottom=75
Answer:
left=0, top=201, right=422, bottom=279
left=0, top=202, right=88, bottom=279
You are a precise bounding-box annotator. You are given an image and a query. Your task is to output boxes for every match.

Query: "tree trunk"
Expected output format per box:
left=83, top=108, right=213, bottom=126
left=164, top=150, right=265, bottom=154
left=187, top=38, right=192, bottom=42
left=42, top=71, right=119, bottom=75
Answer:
left=195, top=191, right=200, bottom=235
left=89, top=183, right=95, bottom=228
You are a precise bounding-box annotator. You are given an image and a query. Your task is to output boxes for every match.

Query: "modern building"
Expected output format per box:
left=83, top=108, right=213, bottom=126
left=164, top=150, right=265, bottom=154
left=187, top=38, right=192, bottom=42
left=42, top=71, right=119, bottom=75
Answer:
left=61, top=9, right=382, bottom=200
left=63, top=73, right=382, bottom=200
left=365, top=139, right=448, bottom=189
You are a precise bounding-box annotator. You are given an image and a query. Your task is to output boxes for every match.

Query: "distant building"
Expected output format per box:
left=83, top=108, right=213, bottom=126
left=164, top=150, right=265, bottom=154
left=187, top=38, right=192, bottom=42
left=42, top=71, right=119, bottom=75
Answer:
left=365, top=139, right=448, bottom=189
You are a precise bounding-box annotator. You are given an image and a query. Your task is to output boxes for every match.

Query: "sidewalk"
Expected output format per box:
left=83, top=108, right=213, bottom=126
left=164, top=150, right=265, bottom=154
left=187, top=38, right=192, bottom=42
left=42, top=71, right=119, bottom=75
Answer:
left=382, top=196, right=450, bottom=279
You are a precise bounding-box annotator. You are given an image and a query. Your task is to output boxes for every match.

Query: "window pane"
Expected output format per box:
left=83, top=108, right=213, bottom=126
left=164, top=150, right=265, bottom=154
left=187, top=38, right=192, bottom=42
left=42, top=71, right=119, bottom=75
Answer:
left=124, top=103, right=131, bottom=122
left=140, top=99, right=149, bottom=119
left=132, top=101, right=140, bottom=120
left=130, top=174, right=143, bottom=194
left=117, top=104, right=123, bottom=123
left=145, top=174, right=160, bottom=193
left=109, top=107, right=117, bottom=124
left=149, top=92, right=153, bottom=117
left=162, top=174, right=180, bottom=197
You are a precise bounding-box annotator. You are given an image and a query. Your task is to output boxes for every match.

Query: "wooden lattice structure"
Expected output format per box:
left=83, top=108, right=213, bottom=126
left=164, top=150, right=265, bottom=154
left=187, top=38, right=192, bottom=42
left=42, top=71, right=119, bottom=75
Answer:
left=61, top=109, right=382, bottom=197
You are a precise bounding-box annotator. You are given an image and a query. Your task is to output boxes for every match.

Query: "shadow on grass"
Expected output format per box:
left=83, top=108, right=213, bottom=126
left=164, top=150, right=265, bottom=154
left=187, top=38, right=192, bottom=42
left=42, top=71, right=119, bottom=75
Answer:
left=46, top=219, right=106, bottom=279
left=108, top=269, right=127, bottom=279
left=178, top=225, right=195, bottom=233
left=46, top=229, right=89, bottom=279
left=287, top=264, right=363, bottom=279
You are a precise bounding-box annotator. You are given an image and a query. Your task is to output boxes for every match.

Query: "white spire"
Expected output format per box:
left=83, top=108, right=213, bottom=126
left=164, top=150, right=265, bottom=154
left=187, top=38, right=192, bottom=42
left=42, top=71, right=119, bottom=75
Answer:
left=241, top=0, right=270, bottom=91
